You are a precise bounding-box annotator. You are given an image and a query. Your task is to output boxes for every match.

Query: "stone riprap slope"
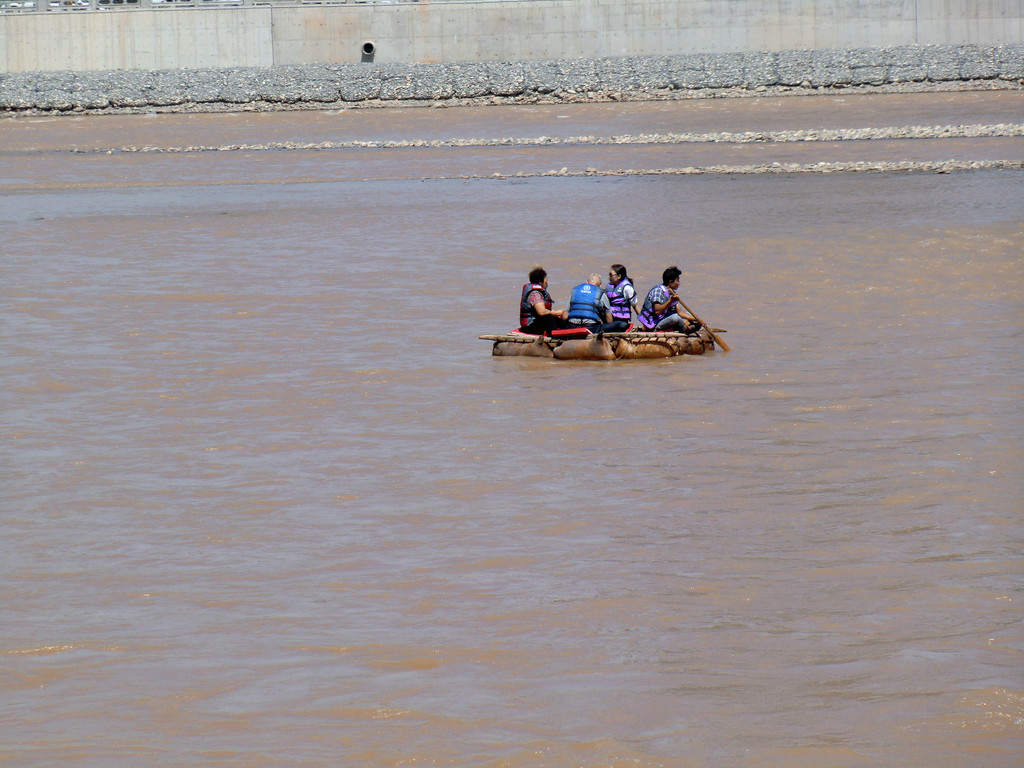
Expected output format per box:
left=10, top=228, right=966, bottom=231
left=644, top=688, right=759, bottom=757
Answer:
left=1, top=44, right=1022, bottom=113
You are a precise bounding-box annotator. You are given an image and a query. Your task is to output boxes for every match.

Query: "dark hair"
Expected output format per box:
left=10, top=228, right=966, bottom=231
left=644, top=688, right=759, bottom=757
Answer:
left=528, top=267, right=547, bottom=285
left=610, top=263, right=629, bottom=282
left=662, top=266, right=682, bottom=284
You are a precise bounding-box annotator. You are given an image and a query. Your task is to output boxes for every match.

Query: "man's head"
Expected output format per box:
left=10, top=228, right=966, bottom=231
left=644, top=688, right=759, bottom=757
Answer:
left=662, top=266, right=682, bottom=286
left=587, top=273, right=602, bottom=287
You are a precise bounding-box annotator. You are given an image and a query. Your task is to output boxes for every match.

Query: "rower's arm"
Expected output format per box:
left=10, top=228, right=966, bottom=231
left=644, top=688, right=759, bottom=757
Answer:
left=533, top=301, right=567, bottom=320
left=653, top=297, right=674, bottom=314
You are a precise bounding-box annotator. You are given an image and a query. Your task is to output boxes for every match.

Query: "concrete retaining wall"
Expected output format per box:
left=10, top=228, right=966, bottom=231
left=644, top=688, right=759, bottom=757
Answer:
left=1, top=8, right=274, bottom=72
left=1, top=0, right=1023, bottom=74
left=3, top=44, right=1022, bottom=113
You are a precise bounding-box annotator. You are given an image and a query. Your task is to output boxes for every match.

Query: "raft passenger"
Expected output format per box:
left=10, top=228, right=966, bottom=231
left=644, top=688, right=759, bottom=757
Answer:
left=519, top=267, right=568, bottom=335
left=566, top=274, right=611, bottom=334
left=603, top=263, right=637, bottom=332
left=638, top=266, right=701, bottom=334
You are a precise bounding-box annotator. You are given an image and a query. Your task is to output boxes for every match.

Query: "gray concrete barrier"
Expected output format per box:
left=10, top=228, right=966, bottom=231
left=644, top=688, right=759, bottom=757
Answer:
left=2, top=1, right=1023, bottom=73
left=2, top=44, right=1022, bottom=113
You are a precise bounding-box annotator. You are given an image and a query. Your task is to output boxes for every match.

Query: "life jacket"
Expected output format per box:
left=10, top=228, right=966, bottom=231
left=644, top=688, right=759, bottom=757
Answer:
left=638, top=284, right=672, bottom=330
left=567, top=282, right=605, bottom=324
left=520, top=283, right=552, bottom=328
left=606, top=278, right=634, bottom=322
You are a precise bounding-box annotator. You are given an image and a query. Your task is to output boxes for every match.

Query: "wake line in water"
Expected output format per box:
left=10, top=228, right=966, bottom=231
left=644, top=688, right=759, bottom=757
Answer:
left=4, top=159, right=1020, bottom=194
left=468, top=159, right=1024, bottom=178
left=66, top=123, right=1024, bottom=154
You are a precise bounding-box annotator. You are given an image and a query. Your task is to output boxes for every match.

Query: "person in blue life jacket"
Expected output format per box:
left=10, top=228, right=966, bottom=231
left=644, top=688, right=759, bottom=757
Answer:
left=603, top=263, right=637, bottom=332
left=566, top=274, right=612, bottom=334
left=518, top=266, right=569, bottom=335
left=637, top=266, right=702, bottom=334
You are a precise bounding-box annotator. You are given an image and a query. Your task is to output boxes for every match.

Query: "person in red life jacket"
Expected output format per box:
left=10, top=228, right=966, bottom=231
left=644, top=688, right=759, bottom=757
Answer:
left=637, top=266, right=702, bottom=334
left=518, top=266, right=568, bottom=335
left=566, top=274, right=611, bottom=334
left=603, top=263, right=637, bottom=332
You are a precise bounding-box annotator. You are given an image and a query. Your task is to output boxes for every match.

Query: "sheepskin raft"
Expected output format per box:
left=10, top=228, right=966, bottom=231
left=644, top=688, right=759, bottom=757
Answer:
left=479, top=328, right=718, bottom=360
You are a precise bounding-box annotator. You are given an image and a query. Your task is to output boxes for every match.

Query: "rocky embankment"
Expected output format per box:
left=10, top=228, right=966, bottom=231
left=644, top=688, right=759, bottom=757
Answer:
left=1, top=43, right=1022, bottom=114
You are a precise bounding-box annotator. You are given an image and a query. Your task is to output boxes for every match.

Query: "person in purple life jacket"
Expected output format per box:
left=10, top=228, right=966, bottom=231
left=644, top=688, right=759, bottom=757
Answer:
left=518, top=266, right=568, bottom=335
left=603, top=263, right=637, bottom=332
left=637, top=266, right=701, bottom=334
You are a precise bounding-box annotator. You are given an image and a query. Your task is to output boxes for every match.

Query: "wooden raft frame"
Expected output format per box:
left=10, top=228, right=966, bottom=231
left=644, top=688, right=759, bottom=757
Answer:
left=479, top=330, right=717, bottom=359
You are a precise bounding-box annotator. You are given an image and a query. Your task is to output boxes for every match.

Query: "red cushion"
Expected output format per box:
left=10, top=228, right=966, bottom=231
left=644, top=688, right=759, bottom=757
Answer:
left=550, top=327, right=593, bottom=339
left=509, top=327, right=595, bottom=339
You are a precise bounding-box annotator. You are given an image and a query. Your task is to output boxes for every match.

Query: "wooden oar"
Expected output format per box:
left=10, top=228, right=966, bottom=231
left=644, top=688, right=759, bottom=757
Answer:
left=675, top=298, right=730, bottom=352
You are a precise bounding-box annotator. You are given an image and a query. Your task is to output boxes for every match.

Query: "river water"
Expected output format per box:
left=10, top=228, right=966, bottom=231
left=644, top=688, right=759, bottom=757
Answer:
left=2, top=92, right=1022, bottom=767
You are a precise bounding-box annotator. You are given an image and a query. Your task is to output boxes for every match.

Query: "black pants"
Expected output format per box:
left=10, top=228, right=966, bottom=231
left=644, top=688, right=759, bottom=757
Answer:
left=566, top=320, right=628, bottom=334
left=519, top=315, right=564, bottom=335
left=567, top=321, right=602, bottom=334
left=601, top=320, right=631, bottom=333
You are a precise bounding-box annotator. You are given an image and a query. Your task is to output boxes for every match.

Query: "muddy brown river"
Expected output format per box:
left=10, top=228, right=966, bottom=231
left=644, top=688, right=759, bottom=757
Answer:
left=2, top=90, right=1022, bottom=767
